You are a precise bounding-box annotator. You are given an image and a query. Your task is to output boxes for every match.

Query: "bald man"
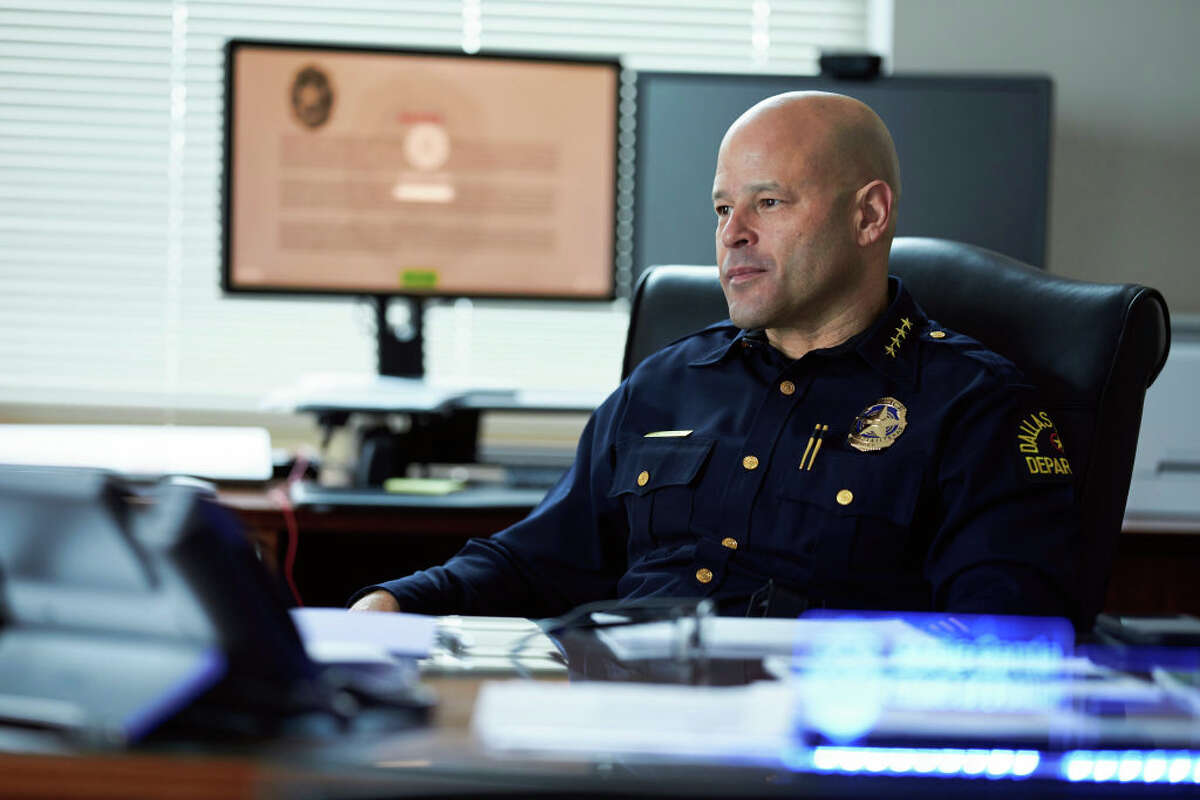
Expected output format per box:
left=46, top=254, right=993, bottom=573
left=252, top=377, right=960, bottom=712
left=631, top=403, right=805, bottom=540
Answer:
left=351, top=92, right=1079, bottom=622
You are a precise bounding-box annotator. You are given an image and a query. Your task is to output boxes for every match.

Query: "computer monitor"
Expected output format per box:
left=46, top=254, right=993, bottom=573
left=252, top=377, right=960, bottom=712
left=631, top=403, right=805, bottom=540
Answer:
left=634, top=72, right=1053, bottom=274
left=221, top=40, right=620, bottom=377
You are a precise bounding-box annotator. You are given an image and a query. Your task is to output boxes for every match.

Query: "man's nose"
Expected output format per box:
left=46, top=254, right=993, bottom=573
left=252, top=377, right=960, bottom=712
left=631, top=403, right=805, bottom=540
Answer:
left=719, top=208, right=756, bottom=249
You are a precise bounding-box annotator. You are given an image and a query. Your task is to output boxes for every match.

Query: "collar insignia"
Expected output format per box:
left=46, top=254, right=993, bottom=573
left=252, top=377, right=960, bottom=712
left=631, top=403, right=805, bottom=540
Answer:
left=883, top=317, right=913, bottom=358
left=847, top=397, right=908, bottom=452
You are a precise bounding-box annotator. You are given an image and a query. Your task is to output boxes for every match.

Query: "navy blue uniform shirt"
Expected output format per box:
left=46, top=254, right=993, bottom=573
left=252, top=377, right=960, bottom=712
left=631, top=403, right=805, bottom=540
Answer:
left=360, top=278, right=1079, bottom=620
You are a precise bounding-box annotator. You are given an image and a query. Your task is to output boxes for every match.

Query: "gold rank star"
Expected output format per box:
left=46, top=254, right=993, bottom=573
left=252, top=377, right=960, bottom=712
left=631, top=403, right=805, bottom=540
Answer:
left=884, top=320, right=910, bottom=358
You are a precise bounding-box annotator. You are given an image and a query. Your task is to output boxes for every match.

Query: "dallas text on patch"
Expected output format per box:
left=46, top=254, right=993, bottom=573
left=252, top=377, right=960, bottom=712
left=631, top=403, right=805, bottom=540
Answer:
left=1017, top=410, right=1071, bottom=477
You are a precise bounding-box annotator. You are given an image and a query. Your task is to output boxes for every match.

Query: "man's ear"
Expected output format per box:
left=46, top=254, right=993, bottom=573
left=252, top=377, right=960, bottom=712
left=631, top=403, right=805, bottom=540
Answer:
left=854, top=180, right=894, bottom=246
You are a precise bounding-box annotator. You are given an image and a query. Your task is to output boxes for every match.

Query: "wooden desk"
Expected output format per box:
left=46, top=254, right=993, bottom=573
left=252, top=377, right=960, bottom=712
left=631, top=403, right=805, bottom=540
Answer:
left=0, top=620, right=566, bottom=800
left=0, top=681, right=500, bottom=800
left=5, top=615, right=1200, bottom=800
left=1109, top=517, right=1200, bottom=614
left=220, top=486, right=535, bottom=607
left=0, top=751, right=289, bottom=800
left=221, top=487, right=1200, bottom=615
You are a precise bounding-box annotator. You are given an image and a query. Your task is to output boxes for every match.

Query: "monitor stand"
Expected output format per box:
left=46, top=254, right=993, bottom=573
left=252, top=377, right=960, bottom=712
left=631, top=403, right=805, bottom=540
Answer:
left=331, top=295, right=476, bottom=483
left=284, top=296, right=593, bottom=489
left=375, top=295, right=425, bottom=379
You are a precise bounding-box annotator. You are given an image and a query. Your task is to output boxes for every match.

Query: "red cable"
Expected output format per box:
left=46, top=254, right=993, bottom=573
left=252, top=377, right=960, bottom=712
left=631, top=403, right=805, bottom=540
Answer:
left=269, top=452, right=310, bottom=608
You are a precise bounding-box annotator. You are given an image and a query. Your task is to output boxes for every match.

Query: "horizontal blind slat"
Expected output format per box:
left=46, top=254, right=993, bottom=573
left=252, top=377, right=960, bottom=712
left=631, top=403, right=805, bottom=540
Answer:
left=0, top=0, right=871, bottom=409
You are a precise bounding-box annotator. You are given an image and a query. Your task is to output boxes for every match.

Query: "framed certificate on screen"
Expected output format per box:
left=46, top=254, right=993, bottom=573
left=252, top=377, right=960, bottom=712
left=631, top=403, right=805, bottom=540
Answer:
left=222, top=40, right=619, bottom=300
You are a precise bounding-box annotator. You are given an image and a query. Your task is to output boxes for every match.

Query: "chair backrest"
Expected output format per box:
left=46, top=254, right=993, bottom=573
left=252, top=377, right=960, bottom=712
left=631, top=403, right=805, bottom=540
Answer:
left=623, top=236, right=1171, bottom=626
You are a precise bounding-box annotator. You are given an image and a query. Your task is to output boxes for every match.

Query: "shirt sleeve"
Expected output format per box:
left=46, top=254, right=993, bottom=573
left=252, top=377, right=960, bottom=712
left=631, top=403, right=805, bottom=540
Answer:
left=923, top=369, right=1083, bottom=624
left=349, top=383, right=633, bottom=618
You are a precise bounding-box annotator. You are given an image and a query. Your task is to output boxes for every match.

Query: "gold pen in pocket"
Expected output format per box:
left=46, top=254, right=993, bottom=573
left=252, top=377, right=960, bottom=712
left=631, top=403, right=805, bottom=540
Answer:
left=799, top=423, right=829, bottom=471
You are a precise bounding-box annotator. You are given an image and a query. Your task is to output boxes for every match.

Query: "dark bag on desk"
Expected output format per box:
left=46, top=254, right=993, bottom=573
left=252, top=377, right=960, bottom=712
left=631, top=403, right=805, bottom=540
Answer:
left=0, top=466, right=422, bottom=745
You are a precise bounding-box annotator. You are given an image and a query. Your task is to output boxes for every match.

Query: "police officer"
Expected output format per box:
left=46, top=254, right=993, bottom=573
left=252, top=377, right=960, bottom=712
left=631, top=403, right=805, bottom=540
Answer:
left=350, top=92, right=1078, bottom=621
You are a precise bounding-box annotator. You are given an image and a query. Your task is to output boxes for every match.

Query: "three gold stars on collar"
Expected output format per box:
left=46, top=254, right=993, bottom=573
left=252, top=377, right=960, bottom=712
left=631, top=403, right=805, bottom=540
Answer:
left=884, top=317, right=913, bottom=358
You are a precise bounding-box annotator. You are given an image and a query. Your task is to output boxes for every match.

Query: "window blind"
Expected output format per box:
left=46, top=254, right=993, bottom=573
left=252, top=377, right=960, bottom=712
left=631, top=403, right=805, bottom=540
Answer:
left=0, top=0, right=874, bottom=411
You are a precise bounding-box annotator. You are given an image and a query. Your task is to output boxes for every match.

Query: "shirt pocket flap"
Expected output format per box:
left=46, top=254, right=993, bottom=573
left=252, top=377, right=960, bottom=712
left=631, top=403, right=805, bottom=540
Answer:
left=779, top=451, right=923, bottom=527
left=609, top=437, right=715, bottom=498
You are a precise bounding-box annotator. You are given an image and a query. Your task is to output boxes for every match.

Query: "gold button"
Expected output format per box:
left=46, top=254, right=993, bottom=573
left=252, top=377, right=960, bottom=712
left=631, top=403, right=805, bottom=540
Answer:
left=637, top=470, right=649, bottom=487
left=836, top=489, right=854, bottom=506
left=695, top=567, right=714, bottom=584
left=742, top=455, right=759, bottom=470
left=930, top=330, right=946, bottom=339
left=721, top=537, right=738, bottom=550
left=779, top=380, right=796, bottom=396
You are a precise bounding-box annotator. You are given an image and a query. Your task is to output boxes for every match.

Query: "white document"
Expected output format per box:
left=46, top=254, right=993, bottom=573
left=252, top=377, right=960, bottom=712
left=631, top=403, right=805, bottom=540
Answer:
left=289, top=607, right=436, bottom=664
left=423, top=615, right=566, bottom=676
left=0, top=424, right=272, bottom=481
left=472, top=670, right=1167, bottom=760
left=473, top=680, right=796, bottom=760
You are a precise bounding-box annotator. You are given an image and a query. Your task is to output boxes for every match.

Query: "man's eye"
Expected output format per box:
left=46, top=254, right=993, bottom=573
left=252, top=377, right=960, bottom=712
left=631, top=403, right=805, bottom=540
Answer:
left=759, top=198, right=779, bottom=209
left=715, top=205, right=731, bottom=217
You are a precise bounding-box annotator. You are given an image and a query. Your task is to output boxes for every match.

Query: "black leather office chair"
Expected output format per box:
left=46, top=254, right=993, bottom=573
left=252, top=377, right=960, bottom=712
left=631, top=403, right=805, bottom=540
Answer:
left=622, top=237, right=1171, bottom=627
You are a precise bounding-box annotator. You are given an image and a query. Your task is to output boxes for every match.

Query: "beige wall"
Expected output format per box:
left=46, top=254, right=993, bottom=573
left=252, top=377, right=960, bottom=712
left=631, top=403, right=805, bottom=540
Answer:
left=892, top=0, right=1200, bottom=316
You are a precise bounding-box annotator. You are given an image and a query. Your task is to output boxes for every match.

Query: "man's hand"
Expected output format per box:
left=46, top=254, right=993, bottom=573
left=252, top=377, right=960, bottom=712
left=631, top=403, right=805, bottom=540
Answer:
left=348, top=590, right=401, bottom=612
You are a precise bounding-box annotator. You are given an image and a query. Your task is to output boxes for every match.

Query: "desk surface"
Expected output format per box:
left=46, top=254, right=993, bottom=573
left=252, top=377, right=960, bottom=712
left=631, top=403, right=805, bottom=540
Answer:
left=6, top=615, right=1200, bottom=799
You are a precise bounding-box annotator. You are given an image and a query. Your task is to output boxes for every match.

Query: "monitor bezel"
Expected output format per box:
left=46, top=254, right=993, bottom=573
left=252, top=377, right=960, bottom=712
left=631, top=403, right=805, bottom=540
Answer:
left=631, top=70, right=1053, bottom=275
left=220, top=38, right=621, bottom=302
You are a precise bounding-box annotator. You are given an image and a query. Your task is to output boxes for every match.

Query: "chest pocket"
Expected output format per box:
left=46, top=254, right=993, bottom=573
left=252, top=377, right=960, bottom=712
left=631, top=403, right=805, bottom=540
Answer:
left=610, top=437, right=715, bottom=547
left=777, top=449, right=925, bottom=578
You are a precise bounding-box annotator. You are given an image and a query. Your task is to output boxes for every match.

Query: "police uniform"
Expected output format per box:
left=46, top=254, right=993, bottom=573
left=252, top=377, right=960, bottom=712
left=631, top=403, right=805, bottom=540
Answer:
left=358, top=277, right=1080, bottom=621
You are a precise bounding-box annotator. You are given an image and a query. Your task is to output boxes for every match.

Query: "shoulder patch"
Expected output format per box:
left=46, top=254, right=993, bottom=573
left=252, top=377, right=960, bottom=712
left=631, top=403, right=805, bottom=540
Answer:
left=1016, top=409, right=1073, bottom=482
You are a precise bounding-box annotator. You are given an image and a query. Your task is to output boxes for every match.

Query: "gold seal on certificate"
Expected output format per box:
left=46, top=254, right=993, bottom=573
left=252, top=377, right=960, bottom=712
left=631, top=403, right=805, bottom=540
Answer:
left=290, top=65, right=333, bottom=128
